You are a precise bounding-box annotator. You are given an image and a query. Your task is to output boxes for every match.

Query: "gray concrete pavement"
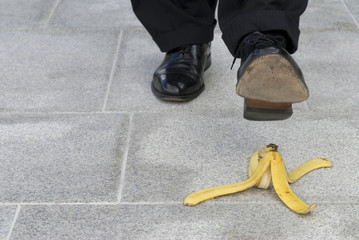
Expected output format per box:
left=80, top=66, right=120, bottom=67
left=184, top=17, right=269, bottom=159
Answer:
left=1, top=0, right=358, bottom=239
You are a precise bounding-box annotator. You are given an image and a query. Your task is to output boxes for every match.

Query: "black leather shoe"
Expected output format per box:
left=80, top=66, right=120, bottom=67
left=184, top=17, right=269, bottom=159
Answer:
left=236, top=32, right=309, bottom=121
left=152, top=43, right=211, bottom=101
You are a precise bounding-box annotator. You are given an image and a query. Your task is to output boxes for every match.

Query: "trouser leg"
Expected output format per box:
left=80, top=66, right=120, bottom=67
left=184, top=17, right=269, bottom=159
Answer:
left=131, top=0, right=218, bottom=52
left=218, top=0, right=308, bottom=57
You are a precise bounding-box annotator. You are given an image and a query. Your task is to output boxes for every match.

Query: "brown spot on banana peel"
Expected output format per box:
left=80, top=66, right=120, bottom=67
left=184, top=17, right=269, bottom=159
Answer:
left=271, top=151, right=317, bottom=214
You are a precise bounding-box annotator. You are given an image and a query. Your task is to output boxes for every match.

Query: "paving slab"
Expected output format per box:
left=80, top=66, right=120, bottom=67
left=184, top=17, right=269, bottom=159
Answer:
left=301, top=0, right=358, bottom=30
left=0, top=206, right=17, bottom=240
left=1, top=0, right=358, bottom=238
left=0, top=0, right=55, bottom=30
left=48, top=0, right=141, bottom=29
left=0, top=30, right=118, bottom=112
left=294, top=30, right=359, bottom=111
left=0, top=113, right=129, bottom=202
left=120, top=111, right=358, bottom=204
left=10, top=203, right=359, bottom=239
left=106, top=30, right=308, bottom=112
left=343, top=0, right=359, bottom=25
left=116, top=28, right=161, bottom=69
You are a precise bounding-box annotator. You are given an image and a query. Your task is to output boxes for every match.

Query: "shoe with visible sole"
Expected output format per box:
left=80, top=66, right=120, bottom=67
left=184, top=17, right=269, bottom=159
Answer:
left=152, top=43, right=211, bottom=102
left=236, top=32, right=309, bottom=121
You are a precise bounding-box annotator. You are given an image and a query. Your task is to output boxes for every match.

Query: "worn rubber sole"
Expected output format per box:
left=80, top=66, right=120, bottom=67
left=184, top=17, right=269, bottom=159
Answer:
left=237, top=54, right=308, bottom=121
left=237, top=54, right=309, bottom=102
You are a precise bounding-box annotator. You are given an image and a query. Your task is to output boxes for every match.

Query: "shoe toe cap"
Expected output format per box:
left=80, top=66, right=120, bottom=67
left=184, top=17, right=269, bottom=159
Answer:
left=153, top=73, right=200, bottom=95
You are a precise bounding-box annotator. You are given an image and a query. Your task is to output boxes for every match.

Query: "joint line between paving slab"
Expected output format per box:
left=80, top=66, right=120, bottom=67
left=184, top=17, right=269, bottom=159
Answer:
left=341, top=0, right=359, bottom=29
left=303, top=101, right=310, bottom=111
left=102, top=30, right=124, bottom=112
left=0, top=202, right=181, bottom=206
left=0, top=202, right=119, bottom=206
left=6, top=205, right=21, bottom=240
left=117, top=113, right=134, bottom=202
left=42, top=0, right=62, bottom=30
left=1, top=201, right=358, bottom=206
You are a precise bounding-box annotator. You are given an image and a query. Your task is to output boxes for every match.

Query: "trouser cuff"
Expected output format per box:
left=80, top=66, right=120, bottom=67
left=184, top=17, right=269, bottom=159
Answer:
left=153, top=23, right=216, bottom=52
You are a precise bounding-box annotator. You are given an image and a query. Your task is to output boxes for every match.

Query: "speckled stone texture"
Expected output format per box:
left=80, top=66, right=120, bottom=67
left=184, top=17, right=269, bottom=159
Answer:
left=120, top=111, right=358, bottom=204
left=0, top=31, right=118, bottom=112
left=0, top=0, right=55, bottom=30
left=295, top=30, right=359, bottom=111
left=344, top=0, right=359, bottom=23
left=10, top=204, right=359, bottom=239
left=0, top=207, right=17, bottom=240
left=1, top=0, right=359, bottom=239
left=0, top=114, right=129, bottom=202
left=47, top=0, right=141, bottom=29
left=301, top=0, right=358, bottom=30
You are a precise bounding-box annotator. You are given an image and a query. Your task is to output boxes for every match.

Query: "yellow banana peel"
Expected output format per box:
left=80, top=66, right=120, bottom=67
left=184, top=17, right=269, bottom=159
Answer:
left=184, top=152, right=271, bottom=206
left=184, top=144, right=332, bottom=214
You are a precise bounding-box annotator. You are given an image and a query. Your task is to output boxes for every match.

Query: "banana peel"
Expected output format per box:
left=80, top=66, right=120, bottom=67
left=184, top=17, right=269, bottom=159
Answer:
left=184, top=144, right=332, bottom=214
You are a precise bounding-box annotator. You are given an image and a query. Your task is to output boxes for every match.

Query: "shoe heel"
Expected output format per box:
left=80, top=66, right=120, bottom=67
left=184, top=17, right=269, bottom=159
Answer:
left=244, top=99, right=293, bottom=121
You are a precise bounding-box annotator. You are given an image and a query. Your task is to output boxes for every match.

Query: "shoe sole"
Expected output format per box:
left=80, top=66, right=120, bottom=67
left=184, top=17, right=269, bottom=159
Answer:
left=243, top=99, right=293, bottom=121
left=236, top=54, right=309, bottom=121
left=151, top=83, right=205, bottom=102
left=152, top=54, right=211, bottom=102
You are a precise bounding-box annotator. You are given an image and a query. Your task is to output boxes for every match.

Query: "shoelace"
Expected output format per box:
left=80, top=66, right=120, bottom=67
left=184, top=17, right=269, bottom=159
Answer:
left=230, top=32, right=286, bottom=70
left=162, top=45, right=199, bottom=76
left=168, top=45, right=193, bottom=58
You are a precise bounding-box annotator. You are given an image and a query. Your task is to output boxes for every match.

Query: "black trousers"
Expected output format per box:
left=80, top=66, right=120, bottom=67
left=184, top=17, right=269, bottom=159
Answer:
left=131, top=0, right=308, bottom=56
